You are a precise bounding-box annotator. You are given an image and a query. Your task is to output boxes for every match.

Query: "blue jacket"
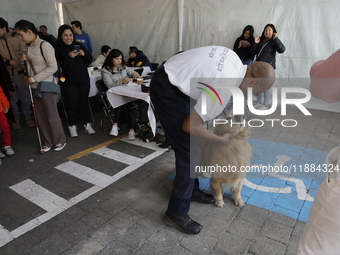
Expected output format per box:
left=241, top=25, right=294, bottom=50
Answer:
left=127, top=50, right=153, bottom=71
left=74, top=31, right=93, bottom=54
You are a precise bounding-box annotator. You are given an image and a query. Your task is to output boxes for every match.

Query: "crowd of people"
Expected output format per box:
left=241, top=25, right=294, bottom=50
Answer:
left=0, top=17, right=155, bottom=164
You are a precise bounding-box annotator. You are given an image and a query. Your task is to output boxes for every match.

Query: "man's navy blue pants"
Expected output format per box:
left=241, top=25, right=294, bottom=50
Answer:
left=150, top=66, right=201, bottom=215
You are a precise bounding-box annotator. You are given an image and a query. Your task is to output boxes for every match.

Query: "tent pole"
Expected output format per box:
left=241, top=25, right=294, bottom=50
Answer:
left=178, top=0, right=184, bottom=52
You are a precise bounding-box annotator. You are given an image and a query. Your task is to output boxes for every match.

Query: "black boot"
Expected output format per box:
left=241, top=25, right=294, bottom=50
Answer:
left=159, top=138, right=170, bottom=148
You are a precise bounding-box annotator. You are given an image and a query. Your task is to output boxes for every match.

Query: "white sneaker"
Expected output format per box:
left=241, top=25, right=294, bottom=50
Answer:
left=84, top=123, right=95, bottom=134
left=253, top=102, right=263, bottom=109
left=69, top=125, right=78, bottom=138
left=42, top=146, right=51, bottom=153
left=4, top=146, right=15, bottom=156
left=110, top=124, right=119, bottom=136
left=0, top=151, right=5, bottom=158
left=128, top=129, right=136, bottom=140
left=54, top=143, right=66, bottom=152
left=257, top=105, right=269, bottom=110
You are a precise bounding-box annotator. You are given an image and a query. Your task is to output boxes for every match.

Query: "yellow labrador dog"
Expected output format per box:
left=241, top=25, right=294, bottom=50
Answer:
left=200, top=115, right=251, bottom=207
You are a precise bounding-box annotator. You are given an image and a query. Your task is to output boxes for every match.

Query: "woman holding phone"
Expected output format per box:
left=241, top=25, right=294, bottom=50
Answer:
left=250, top=24, right=285, bottom=110
left=233, top=25, right=255, bottom=65
left=55, top=24, right=95, bottom=137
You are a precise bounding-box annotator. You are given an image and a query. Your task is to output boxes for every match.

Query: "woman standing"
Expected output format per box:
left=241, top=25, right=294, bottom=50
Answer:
left=55, top=25, right=95, bottom=138
left=233, top=25, right=255, bottom=65
left=250, top=24, right=285, bottom=110
left=14, top=20, right=66, bottom=152
left=101, top=49, right=139, bottom=139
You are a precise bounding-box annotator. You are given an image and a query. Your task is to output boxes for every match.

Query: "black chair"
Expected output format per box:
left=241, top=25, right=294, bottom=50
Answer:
left=95, top=80, right=115, bottom=131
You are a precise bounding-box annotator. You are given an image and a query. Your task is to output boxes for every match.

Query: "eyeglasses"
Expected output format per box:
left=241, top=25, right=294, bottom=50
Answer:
left=251, top=73, right=263, bottom=96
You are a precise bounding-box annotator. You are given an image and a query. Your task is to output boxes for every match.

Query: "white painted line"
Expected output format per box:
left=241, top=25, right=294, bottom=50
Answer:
left=93, top=147, right=142, bottom=165
left=2, top=139, right=168, bottom=248
left=0, top=225, right=14, bottom=247
left=10, top=179, right=69, bottom=212
left=244, top=179, right=292, bottom=193
left=55, top=161, right=111, bottom=186
left=10, top=219, right=41, bottom=238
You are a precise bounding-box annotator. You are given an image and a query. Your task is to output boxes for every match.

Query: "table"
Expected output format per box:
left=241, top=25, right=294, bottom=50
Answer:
left=89, top=70, right=101, bottom=97
left=129, top=66, right=152, bottom=77
left=106, top=85, right=156, bottom=135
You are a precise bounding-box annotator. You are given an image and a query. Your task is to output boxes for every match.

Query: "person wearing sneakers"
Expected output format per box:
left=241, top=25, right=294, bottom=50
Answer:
left=0, top=17, right=35, bottom=129
left=0, top=85, right=15, bottom=163
left=55, top=25, right=95, bottom=138
left=14, top=20, right=66, bottom=152
left=101, top=49, right=139, bottom=140
left=250, top=24, right=285, bottom=110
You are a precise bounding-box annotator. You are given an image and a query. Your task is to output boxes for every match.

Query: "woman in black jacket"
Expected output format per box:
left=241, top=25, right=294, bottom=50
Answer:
left=55, top=24, right=95, bottom=137
left=250, top=24, right=285, bottom=110
left=233, top=25, right=255, bottom=65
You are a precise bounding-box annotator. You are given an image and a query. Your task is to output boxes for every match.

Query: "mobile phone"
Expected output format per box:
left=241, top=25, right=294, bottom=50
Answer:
left=73, top=45, right=80, bottom=52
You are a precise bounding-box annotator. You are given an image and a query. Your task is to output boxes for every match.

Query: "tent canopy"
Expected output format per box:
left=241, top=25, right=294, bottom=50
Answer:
left=1, top=0, right=340, bottom=111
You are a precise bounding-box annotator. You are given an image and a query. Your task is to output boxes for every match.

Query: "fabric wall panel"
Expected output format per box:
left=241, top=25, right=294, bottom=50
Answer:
left=63, top=0, right=179, bottom=64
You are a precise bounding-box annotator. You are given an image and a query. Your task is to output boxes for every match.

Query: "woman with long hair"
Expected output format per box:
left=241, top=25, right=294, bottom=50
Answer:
left=101, top=49, right=139, bottom=139
left=55, top=24, right=95, bottom=138
left=14, top=20, right=66, bottom=152
left=233, top=25, right=255, bottom=65
left=250, top=23, right=285, bottom=110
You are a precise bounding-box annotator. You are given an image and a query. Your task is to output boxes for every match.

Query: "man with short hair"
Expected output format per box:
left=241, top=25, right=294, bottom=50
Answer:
left=0, top=17, right=35, bottom=129
left=150, top=46, right=275, bottom=235
left=92, top=45, right=111, bottom=68
left=39, top=25, right=57, bottom=46
left=71, top=20, right=93, bottom=54
left=127, top=46, right=153, bottom=71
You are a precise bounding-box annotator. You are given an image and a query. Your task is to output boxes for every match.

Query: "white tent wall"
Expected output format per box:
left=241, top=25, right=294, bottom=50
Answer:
left=182, top=0, right=340, bottom=112
left=0, top=0, right=59, bottom=36
left=62, top=0, right=179, bottom=64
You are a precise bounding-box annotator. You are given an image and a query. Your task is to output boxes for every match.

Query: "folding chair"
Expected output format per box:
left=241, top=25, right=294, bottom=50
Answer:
left=95, top=80, right=115, bottom=131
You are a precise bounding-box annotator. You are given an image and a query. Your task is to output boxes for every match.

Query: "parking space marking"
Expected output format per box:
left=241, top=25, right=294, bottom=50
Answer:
left=1, top=137, right=167, bottom=248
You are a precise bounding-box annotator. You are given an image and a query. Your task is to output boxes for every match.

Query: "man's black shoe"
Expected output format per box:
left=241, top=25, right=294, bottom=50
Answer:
left=159, top=138, right=170, bottom=149
left=163, top=210, right=202, bottom=235
left=191, top=189, right=215, bottom=204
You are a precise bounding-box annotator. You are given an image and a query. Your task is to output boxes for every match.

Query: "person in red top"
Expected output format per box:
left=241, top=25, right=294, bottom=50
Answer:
left=0, top=85, right=15, bottom=162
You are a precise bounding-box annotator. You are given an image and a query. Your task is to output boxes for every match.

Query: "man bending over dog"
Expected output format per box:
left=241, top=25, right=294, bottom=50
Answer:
left=150, top=46, right=275, bottom=235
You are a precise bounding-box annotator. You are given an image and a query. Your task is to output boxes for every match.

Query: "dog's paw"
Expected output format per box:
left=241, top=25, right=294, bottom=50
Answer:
left=215, top=199, right=224, bottom=207
left=234, top=198, right=244, bottom=207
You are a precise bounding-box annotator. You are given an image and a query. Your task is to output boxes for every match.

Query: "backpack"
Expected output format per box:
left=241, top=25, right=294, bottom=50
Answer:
left=39, top=41, right=62, bottom=79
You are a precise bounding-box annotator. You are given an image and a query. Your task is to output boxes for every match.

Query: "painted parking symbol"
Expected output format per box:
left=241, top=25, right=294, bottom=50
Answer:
left=244, top=155, right=314, bottom=202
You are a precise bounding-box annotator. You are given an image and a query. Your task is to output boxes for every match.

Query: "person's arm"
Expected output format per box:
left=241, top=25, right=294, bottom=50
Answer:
left=273, top=37, right=285, bottom=53
left=126, top=68, right=139, bottom=78
left=92, top=55, right=104, bottom=68
left=102, top=69, right=124, bottom=88
left=79, top=44, right=93, bottom=66
left=30, top=42, right=57, bottom=83
left=135, top=55, right=147, bottom=67
left=182, top=109, right=230, bottom=145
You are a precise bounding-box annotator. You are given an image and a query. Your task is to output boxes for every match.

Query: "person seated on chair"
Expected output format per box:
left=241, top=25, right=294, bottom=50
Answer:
left=101, top=49, right=139, bottom=140
left=92, top=45, right=111, bottom=68
left=126, top=46, right=153, bottom=71
left=55, top=24, right=95, bottom=138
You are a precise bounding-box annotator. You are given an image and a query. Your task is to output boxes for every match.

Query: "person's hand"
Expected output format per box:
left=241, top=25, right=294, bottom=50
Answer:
left=132, top=73, right=139, bottom=79
left=273, top=33, right=278, bottom=39
left=69, top=50, right=80, bottom=58
left=78, top=49, right=85, bottom=56
left=243, top=41, right=251, bottom=47
left=254, top=36, right=260, bottom=43
left=3, top=108, right=9, bottom=114
left=238, top=40, right=243, bottom=48
left=122, top=78, right=131, bottom=84
left=130, top=61, right=135, bottom=66
left=218, top=132, right=230, bottom=145
left=27, top=77, right=33, bottom=85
